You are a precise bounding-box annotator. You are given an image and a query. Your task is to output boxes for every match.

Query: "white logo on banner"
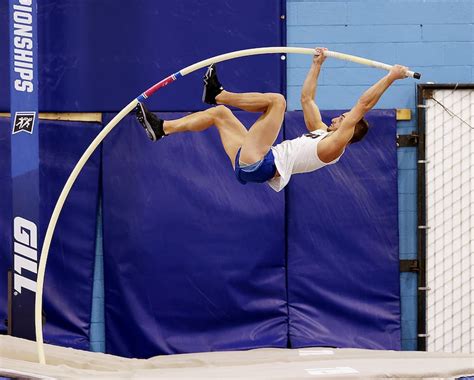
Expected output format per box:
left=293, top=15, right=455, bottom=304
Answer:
left=12, top=111, right=36, bottom=134
left=13, top=216, right=38, bottom=294
left=12, top=1, right=35, bottom=93
left=305, top=367, right=359, bottom=376
left=298, top=349, right=334, bottom=356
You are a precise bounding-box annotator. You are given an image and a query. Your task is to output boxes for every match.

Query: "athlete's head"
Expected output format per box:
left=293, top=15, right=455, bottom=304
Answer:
left=350, top=118, right=370, bottom=144
left=328, top=113, right=369, bottom=144
left=328, top=113, right=347, bottom=131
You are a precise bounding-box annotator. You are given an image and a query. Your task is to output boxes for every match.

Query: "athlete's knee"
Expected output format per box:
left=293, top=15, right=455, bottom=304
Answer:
left=268, top=93, right=286, bottom=109
left=210, top=105, right=232, bottom=120
left=300, top=93, right=312, bottom=105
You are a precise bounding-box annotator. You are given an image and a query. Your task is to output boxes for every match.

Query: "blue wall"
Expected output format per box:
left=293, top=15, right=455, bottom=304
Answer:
left=287, top=0, right=473, bottom=111
left=286, top=0, right=473, bottom=350
left=0, top=0, right=284, bottom=112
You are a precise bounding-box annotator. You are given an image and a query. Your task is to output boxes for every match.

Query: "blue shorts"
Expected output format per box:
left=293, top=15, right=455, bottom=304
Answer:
left=234, top=148, right=277, bottom=185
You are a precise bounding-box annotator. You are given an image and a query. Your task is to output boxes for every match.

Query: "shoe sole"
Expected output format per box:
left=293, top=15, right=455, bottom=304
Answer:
left=204, top=65, right=214, bottom=80
left=202, top=65, right=213, bottom=103
left=136, top=104, right=157, bottom=141
left=202, top=65, right=218, bottom=104
left=202, top=80, right=213, bottom=104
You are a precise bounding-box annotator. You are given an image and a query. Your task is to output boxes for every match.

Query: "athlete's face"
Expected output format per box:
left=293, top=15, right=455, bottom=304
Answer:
left=328, top=113, right=347, bottom=131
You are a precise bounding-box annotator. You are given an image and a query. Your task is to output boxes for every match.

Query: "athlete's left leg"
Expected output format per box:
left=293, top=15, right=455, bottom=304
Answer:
left=136, top=103, right=247, bottom=167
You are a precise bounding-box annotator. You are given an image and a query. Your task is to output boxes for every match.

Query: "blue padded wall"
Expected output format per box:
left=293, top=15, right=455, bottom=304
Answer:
left=102, top=113, right=287, bottom=358
left=0, top=118, right=101, bottom=349
left=102, top=109, right=400, bottom=357
left=0, top=0, right=284, bottom=112
left=286, top=110, right=400, bottom=350
left=39, top=120, right=101, bottom=349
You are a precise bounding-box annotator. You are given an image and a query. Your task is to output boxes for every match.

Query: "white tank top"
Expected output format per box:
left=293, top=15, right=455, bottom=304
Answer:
left=267, top=130, right=344, bottom=192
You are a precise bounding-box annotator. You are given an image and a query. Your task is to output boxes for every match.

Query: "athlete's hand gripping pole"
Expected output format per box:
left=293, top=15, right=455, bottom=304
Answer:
left=321, top=50, right=421, bottom=79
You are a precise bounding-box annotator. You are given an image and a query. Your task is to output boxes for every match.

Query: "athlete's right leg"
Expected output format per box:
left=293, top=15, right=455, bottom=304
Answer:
left=237, top=92, right=286, bottom=164
left=202, top=64, right=286, bottom=164
left=202, top=64, right=276, bottom=113
left=216, top=90, right=275, bottom=113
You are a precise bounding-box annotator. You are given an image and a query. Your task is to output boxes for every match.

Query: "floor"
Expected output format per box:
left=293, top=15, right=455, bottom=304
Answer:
left=0, top=336, right=473, bottom=379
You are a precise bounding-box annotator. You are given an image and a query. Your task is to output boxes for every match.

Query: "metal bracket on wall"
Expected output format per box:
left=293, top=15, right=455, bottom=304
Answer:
left=422, top=88, right=434, bottom=100
left=397, top=132, right=419, bottom=147
left=396, top=108, right=417, bottom=147
left=400, top=259, right=420, bottom=272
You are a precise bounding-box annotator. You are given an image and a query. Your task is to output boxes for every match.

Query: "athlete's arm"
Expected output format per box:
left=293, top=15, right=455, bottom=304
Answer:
left=318, top=65, right=408, bottom=162
left=301, top=47, right=328, bottom=132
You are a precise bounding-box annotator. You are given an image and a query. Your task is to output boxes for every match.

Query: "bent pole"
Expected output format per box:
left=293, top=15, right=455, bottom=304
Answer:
left=35, top=46, right=421, bottom=364
left=139, top=47, right=421, bottom=101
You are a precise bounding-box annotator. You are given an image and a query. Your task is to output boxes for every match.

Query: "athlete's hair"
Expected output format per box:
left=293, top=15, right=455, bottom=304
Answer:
left=350, top=117, right=369, bottom=144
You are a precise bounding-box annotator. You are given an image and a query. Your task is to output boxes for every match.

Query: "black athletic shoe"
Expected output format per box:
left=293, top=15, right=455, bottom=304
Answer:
left=202, top=64, right=224, bottom=105
left=135, top=102, right=166, bottom=141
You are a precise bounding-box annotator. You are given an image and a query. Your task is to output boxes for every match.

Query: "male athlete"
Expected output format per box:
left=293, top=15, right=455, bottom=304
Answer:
left=136, top=48, right=409, bottom=192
